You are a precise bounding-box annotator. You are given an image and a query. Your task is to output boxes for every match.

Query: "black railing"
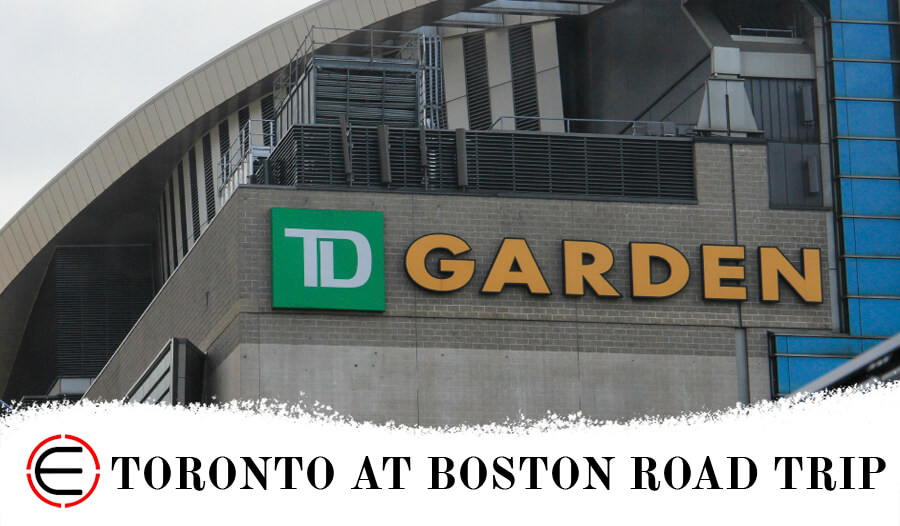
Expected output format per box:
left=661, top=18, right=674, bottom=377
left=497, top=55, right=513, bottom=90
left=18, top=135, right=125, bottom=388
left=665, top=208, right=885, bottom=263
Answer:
left=262, top=124, right=696, bottom=202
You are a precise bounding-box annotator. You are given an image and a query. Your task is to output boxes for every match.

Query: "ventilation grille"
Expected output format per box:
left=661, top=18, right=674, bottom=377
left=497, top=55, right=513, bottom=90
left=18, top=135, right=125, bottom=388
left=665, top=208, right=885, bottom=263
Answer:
left=268, top=124, right=695, bottom=201
left=238, top=107, right=250, bottom=154
left=176, top=162, right=188, bottom=257
left=159, top=201, right=170, bottom=277
left=261, top=95, right=276, bottom=147
left=218, top=120, right=230, bottom=165
left=509, top=26, right=540, bottom=131
left=188, top=148, right=200, bottom=240
left=55, top=247, right=153, bottom=378
left=202, top=134, right=215, bottom=222
left=166, top=180, right=178, bottom=269
left=314, top=65, right=420, bottom=128
left=463, top=34, right=492, bottom=130
left=466, top=132, right=695, bottom=199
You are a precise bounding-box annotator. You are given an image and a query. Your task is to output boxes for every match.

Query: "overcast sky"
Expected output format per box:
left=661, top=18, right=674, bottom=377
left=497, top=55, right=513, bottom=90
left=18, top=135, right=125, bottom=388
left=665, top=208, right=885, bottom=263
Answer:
left=0, top=0, right=315, bottom=227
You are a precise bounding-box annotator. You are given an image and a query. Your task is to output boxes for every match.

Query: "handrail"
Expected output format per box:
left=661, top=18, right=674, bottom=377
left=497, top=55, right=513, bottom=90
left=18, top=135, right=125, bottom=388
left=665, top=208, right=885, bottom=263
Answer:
left=489, top=115, right=694, bottom=136
left=737, top=25, right=798, bottom=38
left=273, top=26, right=426, bottom=118
left=218, top=119, right=275, bottom=202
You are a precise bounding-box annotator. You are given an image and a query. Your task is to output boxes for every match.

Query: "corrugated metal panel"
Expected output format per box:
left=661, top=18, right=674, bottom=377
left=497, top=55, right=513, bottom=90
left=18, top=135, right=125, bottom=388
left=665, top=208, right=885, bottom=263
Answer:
left=745, top=78, right=818, bottom=143
left=745, top=78, right=822, bottom=209
left=508, top=26, right=540, bottom=131
left=463, top=34, right=492, bottom=130
left=55, top=247, right=153, bottom=378
left=768, top=141, right=823, bottom=208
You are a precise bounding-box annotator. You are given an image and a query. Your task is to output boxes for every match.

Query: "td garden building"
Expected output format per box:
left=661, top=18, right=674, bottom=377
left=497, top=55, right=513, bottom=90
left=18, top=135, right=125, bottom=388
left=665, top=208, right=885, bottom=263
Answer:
left=0, top=0, right=897, bottom=425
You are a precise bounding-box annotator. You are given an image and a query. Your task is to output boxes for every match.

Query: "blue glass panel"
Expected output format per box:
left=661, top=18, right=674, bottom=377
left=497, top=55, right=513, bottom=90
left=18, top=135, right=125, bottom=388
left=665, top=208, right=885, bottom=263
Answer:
left=857, top=298, right=900, bottom=336
left=836, top=100, right=899, bottom=138
left=842, top=218, right=900, bottom=256
left=786, top=357, right=852, bottom=391
left=863, top=339, right=884, bottom=350
left=832, top=0, right=897, bottom=22
left=832, top=23, right=898, bottom=60
left=776, top=356, right=791, bottom=394
left=856, top=258, right=900, bottom=296
left=841, top=179, right=854, bottom=213
left=838, top=139, right=900, bottom=176
left=841, top=179, right=900, bottom=216
left=845, top=257, right=860, bottom=294
left=833, top=62, right=900, bottom=98
left=849, top=298, right=864, bottom=334
left=842, top=216, right=857, bottom=253
left=784, top=336, right=865, bottom=355
left=772, top=335, right=886, bottom=394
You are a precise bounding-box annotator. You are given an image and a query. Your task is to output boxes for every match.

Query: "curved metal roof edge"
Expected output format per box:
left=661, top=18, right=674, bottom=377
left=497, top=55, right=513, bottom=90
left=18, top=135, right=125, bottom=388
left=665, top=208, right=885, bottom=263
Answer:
left=0, top=0, right=378, bottom=292
left=1, top=7, right=306, bottom=231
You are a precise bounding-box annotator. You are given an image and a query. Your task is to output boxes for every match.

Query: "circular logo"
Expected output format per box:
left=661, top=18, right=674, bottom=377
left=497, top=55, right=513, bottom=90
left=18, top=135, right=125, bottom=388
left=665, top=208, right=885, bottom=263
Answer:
left=26, top=435, right=100, bottom=508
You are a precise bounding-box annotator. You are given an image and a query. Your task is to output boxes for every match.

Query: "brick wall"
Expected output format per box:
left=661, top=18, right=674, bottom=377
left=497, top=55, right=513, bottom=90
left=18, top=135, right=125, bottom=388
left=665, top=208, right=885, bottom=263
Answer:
left=87, top=139, right=836, bottom=423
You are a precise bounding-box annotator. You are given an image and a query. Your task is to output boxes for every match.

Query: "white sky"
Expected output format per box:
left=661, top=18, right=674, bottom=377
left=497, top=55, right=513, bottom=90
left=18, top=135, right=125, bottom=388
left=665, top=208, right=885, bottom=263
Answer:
left=0, top=0, right=315, bottom=227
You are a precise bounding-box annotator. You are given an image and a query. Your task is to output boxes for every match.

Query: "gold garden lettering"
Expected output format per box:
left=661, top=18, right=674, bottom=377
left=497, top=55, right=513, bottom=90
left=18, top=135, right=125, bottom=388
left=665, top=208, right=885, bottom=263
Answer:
left=405, top=234, right=823, bottom=304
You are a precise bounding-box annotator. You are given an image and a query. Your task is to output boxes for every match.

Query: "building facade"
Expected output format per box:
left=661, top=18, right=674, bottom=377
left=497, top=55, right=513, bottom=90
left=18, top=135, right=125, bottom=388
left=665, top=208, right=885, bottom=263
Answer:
left=0, top=0, right=896, bottom=424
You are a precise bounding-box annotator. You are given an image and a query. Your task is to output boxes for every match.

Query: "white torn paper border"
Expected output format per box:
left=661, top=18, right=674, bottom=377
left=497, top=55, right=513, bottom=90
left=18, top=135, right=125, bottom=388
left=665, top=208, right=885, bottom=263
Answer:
left=1, top=383, right=898, bottom=525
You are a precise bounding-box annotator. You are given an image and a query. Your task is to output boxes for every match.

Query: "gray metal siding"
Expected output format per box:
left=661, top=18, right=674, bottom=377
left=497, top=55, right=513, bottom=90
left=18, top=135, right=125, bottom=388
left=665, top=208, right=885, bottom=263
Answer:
left=745, top=78, right=818, bottom=143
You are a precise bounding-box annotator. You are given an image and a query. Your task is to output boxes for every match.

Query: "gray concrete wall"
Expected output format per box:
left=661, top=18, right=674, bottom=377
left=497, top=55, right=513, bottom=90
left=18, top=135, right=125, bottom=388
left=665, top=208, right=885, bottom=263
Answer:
left=559, top=0, right=710, bottom=127
left=88, top=140, right=834, bottom=424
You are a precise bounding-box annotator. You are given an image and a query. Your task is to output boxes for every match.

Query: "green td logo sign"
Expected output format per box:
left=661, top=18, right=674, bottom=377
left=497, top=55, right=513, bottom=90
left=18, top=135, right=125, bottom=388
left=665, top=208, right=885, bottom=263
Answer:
left=271, top=208, right=385, bottom=311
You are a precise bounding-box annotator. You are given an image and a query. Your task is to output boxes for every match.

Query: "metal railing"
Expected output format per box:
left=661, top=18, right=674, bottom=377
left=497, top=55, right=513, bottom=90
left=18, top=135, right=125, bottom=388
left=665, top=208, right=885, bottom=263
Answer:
left=273, top=27, right=427, bottom=132
left=265, top=122, right=696, bottom=202
left=737, top=26, right=798, bottom=38
left=489, top=115, right=695, bottom=136
left=218, top=119, right=275, bottom=203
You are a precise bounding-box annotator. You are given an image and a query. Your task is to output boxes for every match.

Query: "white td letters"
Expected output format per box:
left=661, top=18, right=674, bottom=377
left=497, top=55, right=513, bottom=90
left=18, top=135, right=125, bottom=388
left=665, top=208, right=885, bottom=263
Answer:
left=284, top=228, right=372, bottom=288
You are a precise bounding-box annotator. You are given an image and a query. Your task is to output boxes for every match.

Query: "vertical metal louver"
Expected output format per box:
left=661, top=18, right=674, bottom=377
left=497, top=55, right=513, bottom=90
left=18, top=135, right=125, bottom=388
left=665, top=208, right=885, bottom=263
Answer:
left=158, top=204, right=170, bottom=278
left=167, top=180, right=178, bottom=269
left=261, top=95, right=275, bottom=146
left=313, top=64, right=420, bottom=128
left=55, top=247, right=153, bottom=378
left=463, top=34, right=492, bottom=130
left=267, top=124, right=695, bottom=201
left=188, top=148, right=200, bottom=240
left=176, top=162, right=188, bottom=258
left=218, top=120, right=230, bottom=167
left=238, top=107, right=250, bottom=154
left=202, top=134, right=215, bottom=222
left=422, top=35, right=447, bottom=129
left=508, top=26, right=540, bottom=131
